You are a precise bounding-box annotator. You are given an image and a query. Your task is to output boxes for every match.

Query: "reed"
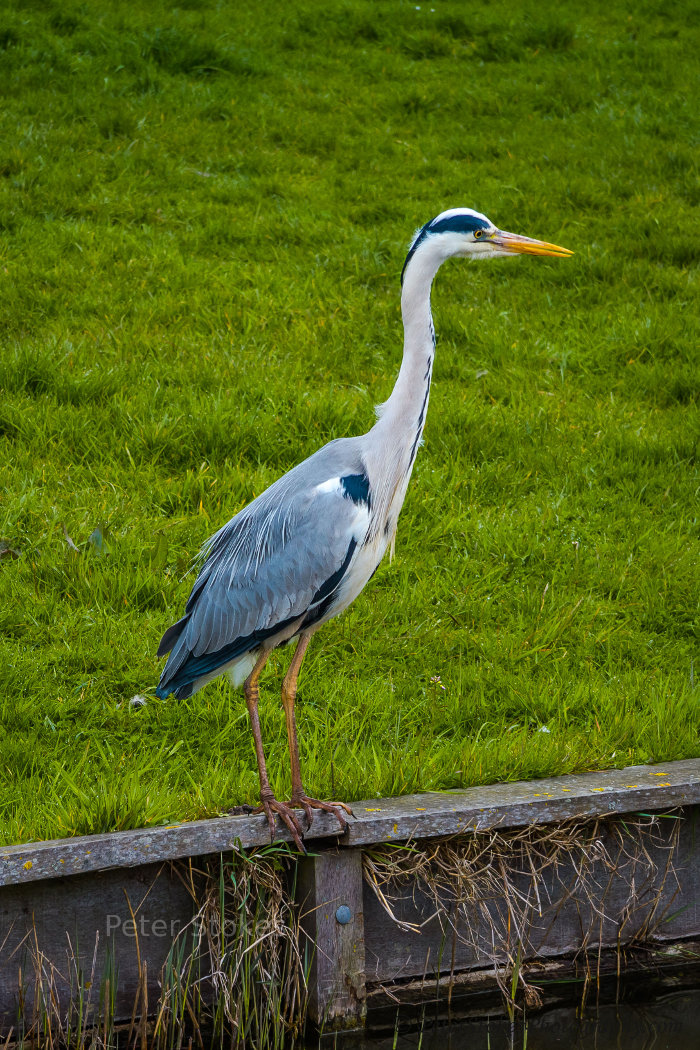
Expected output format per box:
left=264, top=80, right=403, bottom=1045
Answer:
left=4, top=845, right=309, bottom=1049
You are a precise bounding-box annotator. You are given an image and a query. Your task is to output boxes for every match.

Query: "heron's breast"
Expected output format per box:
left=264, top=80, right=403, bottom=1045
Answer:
left=326, top=527, right=388, bottom=618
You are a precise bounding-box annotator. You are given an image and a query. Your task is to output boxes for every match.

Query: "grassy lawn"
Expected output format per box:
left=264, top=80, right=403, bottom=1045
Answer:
left=0, top=0, right=698, bottom=847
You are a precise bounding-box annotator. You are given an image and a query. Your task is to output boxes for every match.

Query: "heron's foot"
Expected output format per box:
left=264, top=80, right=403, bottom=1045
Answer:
left=290, top=793, right=354, bottom=833
left=255, top=794, right=308, bottom=853
left=252, top=793, right=353, bottom=852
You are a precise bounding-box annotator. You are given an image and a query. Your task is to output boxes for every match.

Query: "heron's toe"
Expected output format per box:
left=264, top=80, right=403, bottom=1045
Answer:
left=255, top=796, right=307, bottom=853
left=299, top=799, right=315, bottom=829
left=291, top=795, right=352, bottom=832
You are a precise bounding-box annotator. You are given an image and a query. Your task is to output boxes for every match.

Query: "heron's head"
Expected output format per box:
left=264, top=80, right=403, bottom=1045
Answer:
left=401, top=207, right=572, bottom=283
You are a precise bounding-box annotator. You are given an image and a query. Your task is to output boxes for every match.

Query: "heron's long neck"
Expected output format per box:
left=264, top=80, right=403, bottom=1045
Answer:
left=362, top=241, right=445, bottom=539
left=371, top=242, right=442, bottom=459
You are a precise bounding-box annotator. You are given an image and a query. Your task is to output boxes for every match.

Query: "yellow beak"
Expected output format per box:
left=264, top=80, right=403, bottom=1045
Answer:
left=492, top=230, right=574, bottom=258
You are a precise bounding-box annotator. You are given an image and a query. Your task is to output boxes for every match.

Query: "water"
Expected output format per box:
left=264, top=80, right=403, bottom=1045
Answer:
left=324, top=989, right=700, bottom=1050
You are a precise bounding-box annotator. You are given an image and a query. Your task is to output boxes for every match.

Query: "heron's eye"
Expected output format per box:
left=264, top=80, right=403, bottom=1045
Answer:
left=474, top=230, right=485, bottom=240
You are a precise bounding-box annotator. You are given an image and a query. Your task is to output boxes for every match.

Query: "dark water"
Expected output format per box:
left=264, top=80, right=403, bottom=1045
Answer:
left=323, top=990, right=700, bottom=1049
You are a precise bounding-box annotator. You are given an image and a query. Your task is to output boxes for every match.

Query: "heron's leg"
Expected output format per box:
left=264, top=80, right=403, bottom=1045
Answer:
left=281, top=633, right=311, bottom=801
left=243, top=650, right=272, bottom=788
left=281, top=633, right=353, bottom=832
left=242, top=649, right=306, bottom=850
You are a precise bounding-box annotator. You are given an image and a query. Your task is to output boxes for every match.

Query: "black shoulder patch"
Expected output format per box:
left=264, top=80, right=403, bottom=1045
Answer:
left=340, top=473, right=371, bottom=508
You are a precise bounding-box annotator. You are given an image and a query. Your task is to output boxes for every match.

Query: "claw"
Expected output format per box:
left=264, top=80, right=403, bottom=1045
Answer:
left=243, top=792, right=353, bottom=852
left=300, top=799, right=314, bottom=829
left=254, top=796, right=307, bottom=853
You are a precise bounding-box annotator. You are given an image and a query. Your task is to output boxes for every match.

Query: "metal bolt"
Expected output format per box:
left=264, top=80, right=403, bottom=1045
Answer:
left=335, top=905, right=352, bottom=925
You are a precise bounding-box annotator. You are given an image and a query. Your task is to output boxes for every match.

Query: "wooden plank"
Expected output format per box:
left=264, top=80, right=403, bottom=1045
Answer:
left=0, top=863, right=194, bottom=1029
left=344, top=759, right=700, bottom=848
left=0, top=811, right=342, bottom=888
left=2, top=759, right=699, bottom=887
left=362, top=809, right=700, bottom=983
left=296, top=848, right=366, bottom=1028
left=1, top=802, right=699, bottom=1035
left=365, top=940, right=700, bottom=1014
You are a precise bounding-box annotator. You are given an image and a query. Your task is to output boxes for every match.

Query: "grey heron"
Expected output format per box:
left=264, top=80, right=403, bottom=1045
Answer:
left=156, top=208, right=572, bottom=849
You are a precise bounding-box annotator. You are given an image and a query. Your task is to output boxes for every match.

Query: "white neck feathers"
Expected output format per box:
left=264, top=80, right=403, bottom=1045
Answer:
left=362, top=236, right=447, bottom=538
left=372, top=236, right=444, bottom=439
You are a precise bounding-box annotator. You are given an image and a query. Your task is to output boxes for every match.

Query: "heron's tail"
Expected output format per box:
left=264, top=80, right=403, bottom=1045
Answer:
left=156, top=615, right=195, bottom=699
left=156, top=615, right=188, bottom=658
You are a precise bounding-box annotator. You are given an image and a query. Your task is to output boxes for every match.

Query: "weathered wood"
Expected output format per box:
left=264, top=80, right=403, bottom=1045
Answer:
left=344, top=759, right=700, bottom=847
left=296, top=848, right=366, bottom=1028
left=365, top=939, right=700, bottom=1016
left=366, top=944, right=700, bottom=1039
left=0, top=863, right=194, bottom=1029
left=362, top=810, right=700, bottom=983
left=0, top=811, right=342, bottom=888
left=2, top=759, right=699, bottom=887
left=2, top=761, right=700, bottom=1036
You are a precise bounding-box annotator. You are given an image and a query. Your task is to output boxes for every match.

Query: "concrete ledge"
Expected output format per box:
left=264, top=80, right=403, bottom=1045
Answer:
left=2, top=759, right=699, bottom=886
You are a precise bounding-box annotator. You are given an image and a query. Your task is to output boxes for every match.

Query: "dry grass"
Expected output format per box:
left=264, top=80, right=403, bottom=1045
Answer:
left=155, top=849, right=310, bottom=1048
left=1, top=814, right=690, bottom=1045
left=3, top=846, right=309, bottom=1050
left=363, top=812, right=683, bottom=1015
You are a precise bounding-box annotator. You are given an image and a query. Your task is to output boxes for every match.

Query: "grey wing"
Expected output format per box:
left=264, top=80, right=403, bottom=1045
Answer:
left=156, top=441, right=371, bottom=699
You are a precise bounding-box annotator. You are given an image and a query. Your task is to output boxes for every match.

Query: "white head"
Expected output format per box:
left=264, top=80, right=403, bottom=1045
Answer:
left=401, top=207, right=572, bottom=283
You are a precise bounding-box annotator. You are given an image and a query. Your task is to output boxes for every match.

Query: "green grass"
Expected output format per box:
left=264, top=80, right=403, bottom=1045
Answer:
left=0, top=0, right=698, bottom=847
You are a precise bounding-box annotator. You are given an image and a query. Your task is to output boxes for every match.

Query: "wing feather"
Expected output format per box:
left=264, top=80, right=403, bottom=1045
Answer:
left=157, top=439, right=371, bottom=698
